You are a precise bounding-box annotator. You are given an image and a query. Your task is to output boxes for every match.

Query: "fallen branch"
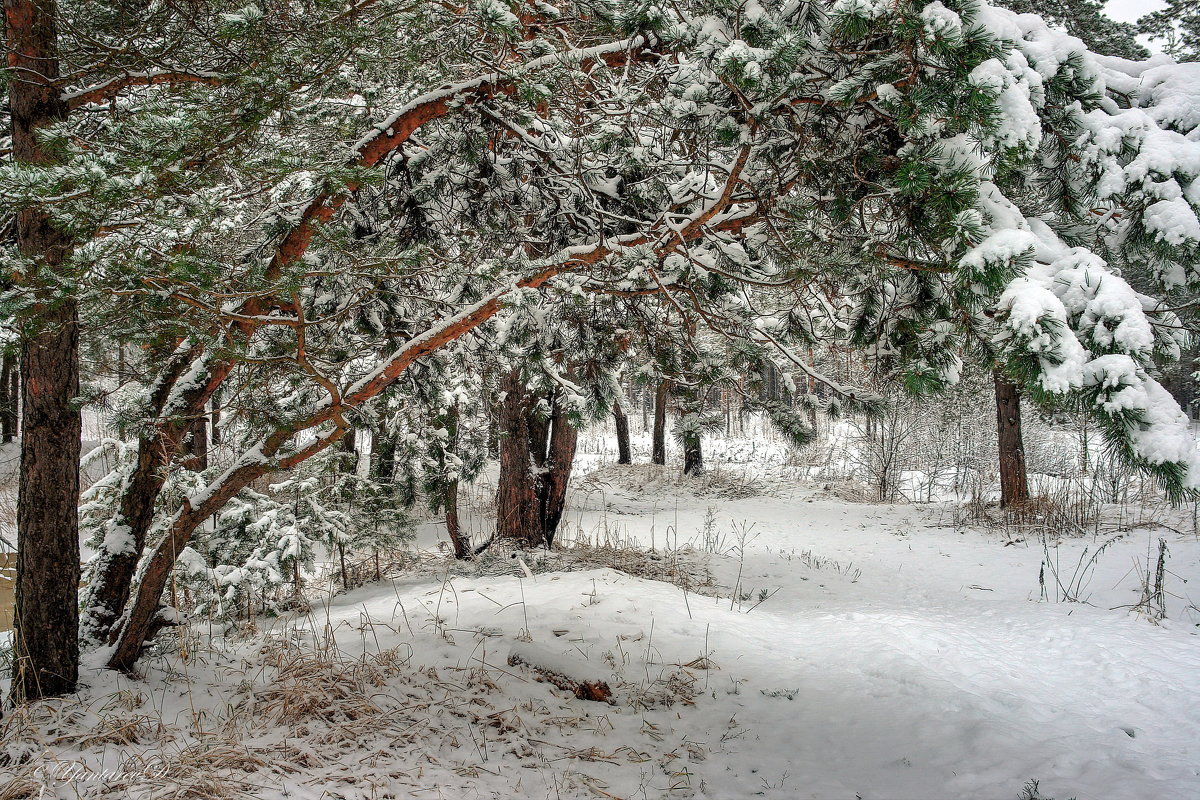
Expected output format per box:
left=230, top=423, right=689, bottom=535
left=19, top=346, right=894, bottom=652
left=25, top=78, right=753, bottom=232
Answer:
left=508, top=642, right=613, bottom=703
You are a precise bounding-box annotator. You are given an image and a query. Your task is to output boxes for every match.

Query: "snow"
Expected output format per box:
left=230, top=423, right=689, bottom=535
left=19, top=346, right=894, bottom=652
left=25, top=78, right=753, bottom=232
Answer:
left=1144, top=196, right=1200, bottom=247
left=6, top=444, right=1200, bottom=800
left=920, top=2, right=964, bottom=43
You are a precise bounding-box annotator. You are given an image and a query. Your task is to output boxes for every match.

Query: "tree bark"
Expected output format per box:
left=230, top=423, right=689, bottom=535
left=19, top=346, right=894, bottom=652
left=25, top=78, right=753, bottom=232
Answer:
left=613, top=401, right=631, bottom=465
left=994, top=370, right=1030, bottom=507
left=442, top=403, right=470, bottom=558
left=496, top=372, right=578, bottom=548
left=6, top=0, right=83, bottom=706
left=78, top=346, right=202, bottom=648
left=538, top=397, right=577, bottom=547
left=652, top=379, right=669, bottom=466
left=182, top=415, right=208, bottom=471
left=13, top=303, right=81, bottom=704
left=210, top=388, right=221, bottom=445
left=445, top=479, right=468, bottom=558
left=1, top=352, right=17, bottom=443
left=496, top=369, right=541, bottom=547
left=682, top=430, right=702, bottom=475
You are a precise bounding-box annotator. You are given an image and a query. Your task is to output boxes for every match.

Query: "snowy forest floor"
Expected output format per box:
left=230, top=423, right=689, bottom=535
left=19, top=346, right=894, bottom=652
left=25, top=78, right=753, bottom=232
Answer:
left=3, top=445, right=1200, bottom=800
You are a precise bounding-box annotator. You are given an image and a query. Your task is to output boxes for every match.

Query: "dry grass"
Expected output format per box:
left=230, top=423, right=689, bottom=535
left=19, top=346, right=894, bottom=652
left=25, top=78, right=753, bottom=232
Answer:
left=0, top=769, right=40, bottom=800
left=0, top=610, right=721, bottom=800
left=817, top=479, right=880, bottom=504
left=577, top=462, right=766, bottom=500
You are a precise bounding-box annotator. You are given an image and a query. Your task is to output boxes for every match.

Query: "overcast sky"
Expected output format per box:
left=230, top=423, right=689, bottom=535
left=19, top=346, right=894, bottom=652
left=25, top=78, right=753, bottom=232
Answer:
left=1105, top=0, right=1164, bottom=25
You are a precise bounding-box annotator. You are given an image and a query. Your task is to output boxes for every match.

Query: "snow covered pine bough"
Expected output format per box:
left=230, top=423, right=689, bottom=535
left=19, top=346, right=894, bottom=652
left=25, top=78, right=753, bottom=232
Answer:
left=16, top=0, right=1199, bottom=675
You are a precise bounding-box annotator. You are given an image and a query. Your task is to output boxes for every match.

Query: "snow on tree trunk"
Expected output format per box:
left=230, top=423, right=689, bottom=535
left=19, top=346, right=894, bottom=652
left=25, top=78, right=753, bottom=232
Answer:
left=80, top=346, right=210, bottom=648
left=6, top=0, right=82, bottom=706
left=994, top=370, right=1030, bottom=508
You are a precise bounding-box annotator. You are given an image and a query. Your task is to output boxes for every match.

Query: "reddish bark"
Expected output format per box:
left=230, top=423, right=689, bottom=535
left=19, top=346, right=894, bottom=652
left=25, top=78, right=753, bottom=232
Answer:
left=101, top=49, right=756, bottom=669
left=539, top=397, right=577, bottom=547
left=6, top=0, right=81, bottom=704
left=496, top=369, right=540, bottom=547
left=66, top=71, right=225, bottom=110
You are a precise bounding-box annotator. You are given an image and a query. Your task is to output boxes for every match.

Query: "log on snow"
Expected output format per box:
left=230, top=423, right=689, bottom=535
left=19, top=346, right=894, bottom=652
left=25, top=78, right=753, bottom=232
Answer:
left=507, top=642, right=613, bottom=703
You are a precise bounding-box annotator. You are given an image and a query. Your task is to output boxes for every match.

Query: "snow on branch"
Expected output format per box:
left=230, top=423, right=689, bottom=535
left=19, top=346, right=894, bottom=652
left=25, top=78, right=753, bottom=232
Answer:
left=64, top=71, right=228, bottom=109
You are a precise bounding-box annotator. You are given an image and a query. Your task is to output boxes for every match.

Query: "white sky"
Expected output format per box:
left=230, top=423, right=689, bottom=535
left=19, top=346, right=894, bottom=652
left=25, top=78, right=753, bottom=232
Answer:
left=1105, top=0, right=1165, bottom=25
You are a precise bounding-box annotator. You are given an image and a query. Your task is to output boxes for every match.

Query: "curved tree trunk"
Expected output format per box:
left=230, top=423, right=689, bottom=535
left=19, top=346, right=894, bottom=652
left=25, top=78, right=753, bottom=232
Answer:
left=994, top=370, right=1030, bottom=507
left=613, top=401, right=631, bottom=465
left=7, top=0, right=82, bottom=706
left=652, top=379, right=669, bottom=466
left=79, top=346, right=201, bottom=647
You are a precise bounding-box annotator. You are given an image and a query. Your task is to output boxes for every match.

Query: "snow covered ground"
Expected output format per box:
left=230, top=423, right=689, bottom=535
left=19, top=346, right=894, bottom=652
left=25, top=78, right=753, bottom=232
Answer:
left=2, top=444, right=1199, bottom=800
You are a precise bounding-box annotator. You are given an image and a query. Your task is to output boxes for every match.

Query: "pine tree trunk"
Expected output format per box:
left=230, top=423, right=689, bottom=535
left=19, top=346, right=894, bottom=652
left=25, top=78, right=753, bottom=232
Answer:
left=994, top=370, right=1030, bottom=507
left=682, top=431, right=702, bottom=475
left=496, top=369, right=541, bottom=546
left=80, top=436, right=166, bottom=646
left=613, top=402, right=631, bottom=465
left=13, top=303, right=81, bottom=704
left=445, top=480, right=467, bottom=558
left=183, top=415, right=208, bottom=471
left=6, top=0, right=82, bottom=706
left=210, top=389, right=221, bottom=445
left=652, top=379, right=669, bottom=466
left=1, top=352, right=17, bottom=443
left=442, top=403, right=469, bottom=558
left=538, top=397, right=577, bottom=547
left=338, top=542, right=348, bottom=589
left=79, top=346, right=203, bottom=648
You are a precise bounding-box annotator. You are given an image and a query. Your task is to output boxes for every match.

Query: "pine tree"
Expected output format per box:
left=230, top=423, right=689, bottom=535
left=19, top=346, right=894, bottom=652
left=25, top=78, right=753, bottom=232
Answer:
left=1140, top=0, right=1200, bottom=60
left=5, top=0, right=1200, bottom=682
left=4, top=0, right=82, bottom=707
left=996, top=0, right=1147, bottom=58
